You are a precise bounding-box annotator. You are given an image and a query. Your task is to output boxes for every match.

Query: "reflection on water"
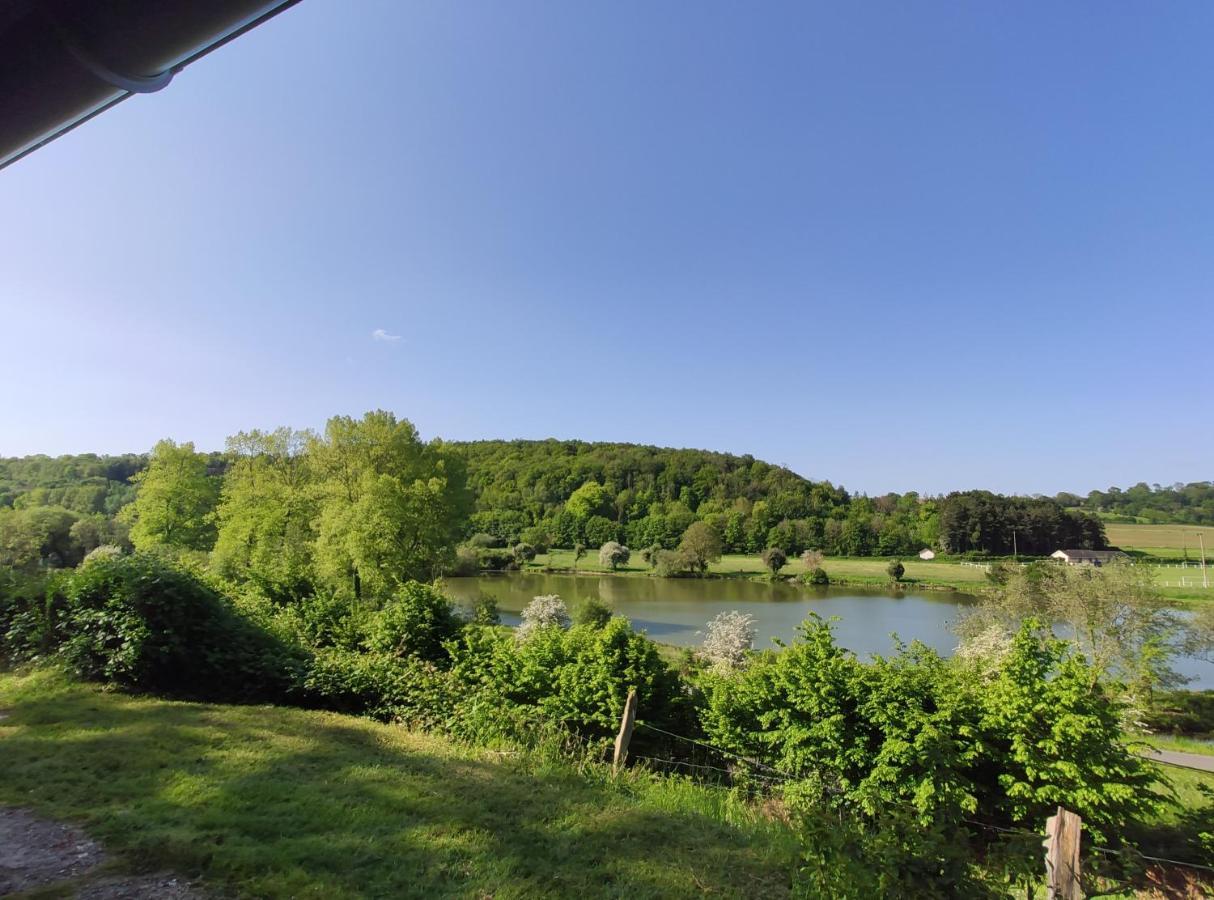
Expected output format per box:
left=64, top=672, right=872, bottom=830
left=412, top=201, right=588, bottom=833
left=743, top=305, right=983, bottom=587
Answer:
left=443, top=572, right=1214, bottom=689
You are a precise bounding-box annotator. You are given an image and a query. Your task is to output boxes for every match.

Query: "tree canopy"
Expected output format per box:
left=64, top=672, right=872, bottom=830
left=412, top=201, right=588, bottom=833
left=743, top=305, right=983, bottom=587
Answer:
left=0, top=435, right=1136, bottom=564
left=120, top=440, right=220, bottom=552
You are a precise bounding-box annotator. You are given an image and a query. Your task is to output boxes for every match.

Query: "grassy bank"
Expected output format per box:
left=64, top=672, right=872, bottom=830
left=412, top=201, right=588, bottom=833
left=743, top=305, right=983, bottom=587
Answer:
left=0, top=669, right=797, bottom=899
left=1146, top=734, right=1214, bottom=758
left=527, top=549, right=991, bottom=590
left=522, top=549, right=1214, bottom=603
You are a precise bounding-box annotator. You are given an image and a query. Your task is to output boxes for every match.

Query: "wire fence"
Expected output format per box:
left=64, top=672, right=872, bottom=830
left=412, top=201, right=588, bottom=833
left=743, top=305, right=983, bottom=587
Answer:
left=625, top=716, right=1214, bottom=879
left=483, top=702, right=1214, bottom=880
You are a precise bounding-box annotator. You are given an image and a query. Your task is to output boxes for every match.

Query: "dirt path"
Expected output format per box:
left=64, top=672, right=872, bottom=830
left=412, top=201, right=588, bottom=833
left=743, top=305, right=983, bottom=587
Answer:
left=0, top=807, right=200, bottom=898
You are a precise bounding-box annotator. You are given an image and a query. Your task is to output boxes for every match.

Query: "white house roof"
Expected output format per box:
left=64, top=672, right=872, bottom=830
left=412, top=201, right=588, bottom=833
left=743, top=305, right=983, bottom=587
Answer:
left=1051, top=549, right=1125, bottom=561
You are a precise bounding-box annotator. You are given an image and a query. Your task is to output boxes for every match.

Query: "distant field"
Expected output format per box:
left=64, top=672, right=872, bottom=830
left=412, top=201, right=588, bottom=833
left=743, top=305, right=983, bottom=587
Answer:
left=524, top=548, right=1214, bottom=602
left=1106, top=523, right=1214, bottom=557
left=706, top=554, right=992, bottom=587
left=527, top=550, right=991, bottom=588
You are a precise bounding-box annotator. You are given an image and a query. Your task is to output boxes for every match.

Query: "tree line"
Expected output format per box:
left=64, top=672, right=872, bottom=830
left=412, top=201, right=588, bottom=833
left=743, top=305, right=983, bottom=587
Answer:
left=0, top=431, right=1113, bottom=574
left=1056, top=480, right=1214, bottom=526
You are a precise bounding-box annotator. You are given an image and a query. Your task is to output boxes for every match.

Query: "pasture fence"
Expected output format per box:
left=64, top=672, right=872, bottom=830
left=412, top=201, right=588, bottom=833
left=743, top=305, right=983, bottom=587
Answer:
left=609, top=694, right=1214, bottom=894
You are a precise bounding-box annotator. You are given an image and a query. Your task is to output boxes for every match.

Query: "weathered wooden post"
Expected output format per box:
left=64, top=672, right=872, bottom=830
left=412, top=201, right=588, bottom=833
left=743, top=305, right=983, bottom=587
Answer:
left=612, top=689, right=638, bottom=774
left=1043, top=807, right=1083, bottom=899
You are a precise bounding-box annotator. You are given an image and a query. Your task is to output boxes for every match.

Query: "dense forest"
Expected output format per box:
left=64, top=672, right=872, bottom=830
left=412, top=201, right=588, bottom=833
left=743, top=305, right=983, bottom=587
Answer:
left=0, top=430, right=1117, bottom=574
left=1056, top=481, right=1214, bottom=526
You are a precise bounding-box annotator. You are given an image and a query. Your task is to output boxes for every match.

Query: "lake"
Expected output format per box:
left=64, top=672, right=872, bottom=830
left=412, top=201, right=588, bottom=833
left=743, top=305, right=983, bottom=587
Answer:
left=444, top=572, right=1214, bottom=689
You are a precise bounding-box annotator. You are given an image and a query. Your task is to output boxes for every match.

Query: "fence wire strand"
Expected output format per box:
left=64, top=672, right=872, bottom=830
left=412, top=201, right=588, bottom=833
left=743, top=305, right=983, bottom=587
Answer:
left=635, top=721, right=796, bottom=780
left=630, top=721, right=1214, bottom=877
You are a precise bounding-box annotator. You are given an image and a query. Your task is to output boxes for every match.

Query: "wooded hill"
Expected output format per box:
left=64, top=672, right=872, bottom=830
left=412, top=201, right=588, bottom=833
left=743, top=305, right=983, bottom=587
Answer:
left=0, top=434, right=1110, bottom=562
left=1056, top=481, right=1214, bottom=526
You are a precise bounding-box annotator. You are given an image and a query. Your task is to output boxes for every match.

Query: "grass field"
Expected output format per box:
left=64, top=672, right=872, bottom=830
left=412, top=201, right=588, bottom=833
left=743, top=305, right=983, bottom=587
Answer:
left=0, top=670, right=796, bottom=898
left=528, top=549, right=991, bottom=589
left=1146, top=734, right=1214, bottom=758
left=1106, top=523, right=1214, bottom=559
left=526, top=548, right=1214, bottom=602
left=1101, top=524, right=1214, bottom=601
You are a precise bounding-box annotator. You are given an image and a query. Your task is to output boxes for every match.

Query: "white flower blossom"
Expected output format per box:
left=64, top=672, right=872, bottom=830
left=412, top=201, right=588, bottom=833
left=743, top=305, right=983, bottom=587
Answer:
left=700, top=610, right=756, bottom=672
left=517, top=594, right=570, bottom=641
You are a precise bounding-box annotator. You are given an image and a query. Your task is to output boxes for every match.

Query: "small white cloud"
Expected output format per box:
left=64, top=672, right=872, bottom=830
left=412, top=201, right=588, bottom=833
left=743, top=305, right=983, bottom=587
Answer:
left=371, top=328, right=401, bottom=343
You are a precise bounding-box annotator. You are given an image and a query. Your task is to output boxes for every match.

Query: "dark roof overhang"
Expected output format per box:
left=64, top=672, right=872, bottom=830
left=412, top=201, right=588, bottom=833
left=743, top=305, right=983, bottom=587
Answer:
left=0, top=0, right=300, bottom=170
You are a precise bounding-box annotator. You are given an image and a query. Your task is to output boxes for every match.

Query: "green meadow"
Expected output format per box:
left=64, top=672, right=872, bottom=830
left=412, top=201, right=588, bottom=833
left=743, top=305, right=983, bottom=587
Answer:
left=0, top=670, right=797, bottom=899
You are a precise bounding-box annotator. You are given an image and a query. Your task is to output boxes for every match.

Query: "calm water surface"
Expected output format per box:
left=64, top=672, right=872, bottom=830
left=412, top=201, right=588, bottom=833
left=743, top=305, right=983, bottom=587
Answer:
left=444, top=572, right=1214, bottom=689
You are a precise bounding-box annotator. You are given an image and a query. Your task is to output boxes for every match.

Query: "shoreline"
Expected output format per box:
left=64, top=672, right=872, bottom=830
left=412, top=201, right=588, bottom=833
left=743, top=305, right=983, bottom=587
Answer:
left=471, top=564, right=989, bottom=596
left=464, top=562, right=1209, bottom=606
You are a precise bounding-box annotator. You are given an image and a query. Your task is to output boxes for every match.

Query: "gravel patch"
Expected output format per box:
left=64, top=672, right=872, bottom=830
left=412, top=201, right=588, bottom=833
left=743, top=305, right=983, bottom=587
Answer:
left=0, top=807, right=202, bottom=898
left=75, top=873, right=203, bottom=898
left=0, top=806, right=104, bottom=894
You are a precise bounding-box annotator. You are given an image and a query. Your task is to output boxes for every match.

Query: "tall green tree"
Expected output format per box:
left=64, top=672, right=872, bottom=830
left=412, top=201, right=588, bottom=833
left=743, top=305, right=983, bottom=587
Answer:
left=0, top=505, right=80, bottom=568
left=678, top=521, right=723, bottom=574
left=565, top=481, right=613, bottom=521
left=212, top=428, right=317, bottom=599
left=957, top=561, right=1186, bottom=711
left=120, top=440, right=219, bottom=552
left=309, top=411, right=470, bottom=599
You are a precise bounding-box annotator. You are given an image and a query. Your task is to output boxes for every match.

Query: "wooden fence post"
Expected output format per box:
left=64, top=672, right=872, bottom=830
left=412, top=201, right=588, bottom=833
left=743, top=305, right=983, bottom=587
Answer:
left=612, top=689, right=638, bottom=774
left=1043, top=806, right=1083, bottom=899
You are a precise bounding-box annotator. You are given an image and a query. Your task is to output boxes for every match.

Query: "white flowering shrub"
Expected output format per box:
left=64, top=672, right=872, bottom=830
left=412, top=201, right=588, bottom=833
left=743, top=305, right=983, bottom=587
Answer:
left=517, top=594, right=570, bottom=641
left=700, top=610, right=756, bottom=672
left=598, top=541, right=630, bottom=570
left=82, top=544, right=124, bottom=565
left=954, top=620, right=1013, bottom=677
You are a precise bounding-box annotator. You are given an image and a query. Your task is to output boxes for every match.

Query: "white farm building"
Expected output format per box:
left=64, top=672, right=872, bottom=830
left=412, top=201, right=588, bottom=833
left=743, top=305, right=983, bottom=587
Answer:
left=1050, top=549, right=1126, bottom=567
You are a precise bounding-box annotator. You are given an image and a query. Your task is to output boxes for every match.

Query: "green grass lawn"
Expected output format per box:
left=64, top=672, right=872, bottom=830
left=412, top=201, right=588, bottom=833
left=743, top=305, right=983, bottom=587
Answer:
left=1107, top=523, right=1214, bottom=558
left=528, top=548, right=1214, bottom=603
left=1103, top=523, right=1214, bottom=600
left=1145, top=734, right=1214, bottom=758
left=1124, top=761, right=1214, bottom=875
left=0, top=670, right=797, bottom=899
left=529, top=550, right=991, bottom=590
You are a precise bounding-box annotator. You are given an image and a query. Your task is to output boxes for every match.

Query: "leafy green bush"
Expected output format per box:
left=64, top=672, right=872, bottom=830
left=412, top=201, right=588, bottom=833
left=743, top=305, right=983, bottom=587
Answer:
left=698, top=615, right=1163, bottom=843
left=1142, top=690, right=1214, bottom=735
left=653, top=548, right=695, bottom=577
left=584, top=516, right=617, bottom=547
left=460, top=592, right=501, bottom=625
left=572, top=596, right=613, bottom=629
left=448, top=617, right=685, bottom=742
left=450, top=546, right=480, bottom=576
left=54, top=553, right=305, bottom=702
left=363, top=581, right=462, bottom=663
left=278, top=589, right=369, bottom=650
left=304, top=647, right=458, bottom=730
left=0, top=567, right=60, bottom=662
left=978, top=620, right=1168, bottom=841
left=476, top=547, right=516, bottom=570
left=518, top=525, right=552, bottom=553
left=761, top=547, right=786, bottom=576
left=800, top=567, right=829, bottom=585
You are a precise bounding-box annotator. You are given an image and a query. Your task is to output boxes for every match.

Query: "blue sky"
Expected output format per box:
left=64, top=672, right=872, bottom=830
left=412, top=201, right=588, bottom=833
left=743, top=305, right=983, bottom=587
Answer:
left=1, top=1, right=1211, bottom=495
